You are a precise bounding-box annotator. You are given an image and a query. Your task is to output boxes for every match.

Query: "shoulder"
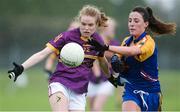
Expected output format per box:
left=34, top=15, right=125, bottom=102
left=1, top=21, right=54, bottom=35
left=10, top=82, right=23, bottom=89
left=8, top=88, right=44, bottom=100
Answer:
left=63, top=28, right=81, bottom=37
left=135, top=35, right=156, bottom=62
left=137, top=35, right=155, bottom=48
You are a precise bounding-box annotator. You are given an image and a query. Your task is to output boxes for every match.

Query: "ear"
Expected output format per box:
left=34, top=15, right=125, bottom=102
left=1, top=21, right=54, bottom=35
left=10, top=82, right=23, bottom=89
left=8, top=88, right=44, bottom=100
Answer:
left=145, top=21, right=149, bottom=28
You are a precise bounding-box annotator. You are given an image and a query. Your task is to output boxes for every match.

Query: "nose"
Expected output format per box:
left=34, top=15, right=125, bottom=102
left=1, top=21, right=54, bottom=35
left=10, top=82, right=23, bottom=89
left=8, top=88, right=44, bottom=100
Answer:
left=84, top=25, right=89, bottom=30
left=129, top=21, right=135, bottom=27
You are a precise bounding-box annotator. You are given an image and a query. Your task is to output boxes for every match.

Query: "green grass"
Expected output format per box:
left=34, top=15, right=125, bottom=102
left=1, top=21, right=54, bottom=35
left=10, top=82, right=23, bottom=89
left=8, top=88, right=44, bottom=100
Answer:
left=0, top=69, right=180, bottom=111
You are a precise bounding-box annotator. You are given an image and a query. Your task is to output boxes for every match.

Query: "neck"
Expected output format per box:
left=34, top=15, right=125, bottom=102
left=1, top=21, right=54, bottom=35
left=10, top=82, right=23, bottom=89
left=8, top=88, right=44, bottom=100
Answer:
left=80, top=36, right=91, bottom=41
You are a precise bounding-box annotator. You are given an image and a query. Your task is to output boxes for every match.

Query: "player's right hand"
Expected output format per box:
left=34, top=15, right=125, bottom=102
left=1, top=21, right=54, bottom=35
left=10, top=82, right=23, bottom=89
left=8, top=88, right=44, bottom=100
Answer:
left=87, top=39, right=109, bottom=52
left=8, top=62, right=24, bottom=82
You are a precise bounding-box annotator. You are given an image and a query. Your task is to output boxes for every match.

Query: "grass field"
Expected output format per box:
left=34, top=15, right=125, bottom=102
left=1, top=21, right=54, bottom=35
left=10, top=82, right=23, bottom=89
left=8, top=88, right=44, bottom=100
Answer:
left=0, top=68, right=180, bottom=111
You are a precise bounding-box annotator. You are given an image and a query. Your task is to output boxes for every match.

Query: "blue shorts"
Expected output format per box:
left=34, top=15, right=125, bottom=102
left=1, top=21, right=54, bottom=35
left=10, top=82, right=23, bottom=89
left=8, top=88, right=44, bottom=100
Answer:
left=122, top=86, right=162, bottom=111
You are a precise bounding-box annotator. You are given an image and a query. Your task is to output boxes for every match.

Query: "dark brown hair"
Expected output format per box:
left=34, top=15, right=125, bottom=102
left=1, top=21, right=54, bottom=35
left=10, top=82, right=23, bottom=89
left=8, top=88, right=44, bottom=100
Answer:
left=132, top=6, right=176, bottom=35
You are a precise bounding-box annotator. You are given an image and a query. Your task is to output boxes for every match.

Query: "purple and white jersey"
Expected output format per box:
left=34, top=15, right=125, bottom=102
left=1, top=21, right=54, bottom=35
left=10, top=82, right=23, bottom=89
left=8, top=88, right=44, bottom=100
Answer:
left=46, top=28, right=104, bottom=94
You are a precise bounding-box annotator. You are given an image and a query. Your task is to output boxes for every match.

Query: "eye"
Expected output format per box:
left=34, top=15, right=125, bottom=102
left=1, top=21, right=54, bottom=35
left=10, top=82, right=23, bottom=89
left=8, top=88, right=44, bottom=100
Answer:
left=134, top=18, right=139, bottom=23
left=81, top=22, right=86, bottom=26
left=128, top=18, right=132, bottom=23
left=88, top=23, right=94, bottom=27
left=134, top=20, right=139, bottom=23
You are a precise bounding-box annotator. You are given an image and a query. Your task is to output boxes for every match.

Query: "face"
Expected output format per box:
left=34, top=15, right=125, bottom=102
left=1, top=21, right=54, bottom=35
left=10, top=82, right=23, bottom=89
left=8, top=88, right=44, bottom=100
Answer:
left=128, top=11, right=148, bottom=38
left=79, top=15, right=97, bottom=37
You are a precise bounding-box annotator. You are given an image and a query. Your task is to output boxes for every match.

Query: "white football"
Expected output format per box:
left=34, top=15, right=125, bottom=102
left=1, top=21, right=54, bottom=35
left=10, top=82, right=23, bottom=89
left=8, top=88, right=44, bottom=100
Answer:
left=60, top=42, right=84, bottom=67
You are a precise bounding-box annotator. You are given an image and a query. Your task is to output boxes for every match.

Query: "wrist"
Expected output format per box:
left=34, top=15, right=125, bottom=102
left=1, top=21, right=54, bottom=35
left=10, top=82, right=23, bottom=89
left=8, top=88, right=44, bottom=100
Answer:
left=19, top=64, right=24, bottom=75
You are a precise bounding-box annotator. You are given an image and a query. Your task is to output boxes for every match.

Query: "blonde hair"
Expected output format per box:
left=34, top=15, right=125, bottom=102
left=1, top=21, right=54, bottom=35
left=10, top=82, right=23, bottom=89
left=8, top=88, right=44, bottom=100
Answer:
left=78, top=5, right=108, bottom=27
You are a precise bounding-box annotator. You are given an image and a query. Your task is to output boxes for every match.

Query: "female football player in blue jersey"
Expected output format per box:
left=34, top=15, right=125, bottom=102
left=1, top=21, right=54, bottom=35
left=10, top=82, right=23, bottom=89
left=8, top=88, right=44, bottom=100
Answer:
left=88, top=6, right=176, bottom=111
left=8, top=5, right=114, bottom=112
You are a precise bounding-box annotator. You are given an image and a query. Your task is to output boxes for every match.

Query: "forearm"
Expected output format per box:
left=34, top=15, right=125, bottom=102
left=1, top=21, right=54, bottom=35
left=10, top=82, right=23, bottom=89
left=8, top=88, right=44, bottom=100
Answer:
left=45, top=54, right=56, bottom=71
left=98, top=57, right=110, bottom=78
left=108, top=46, right=141, bottom=56
left=92, top=60, right=101, bottom=77
left=22, top=53, right=46, bottom=70
left=22, top=47, right=52, bottom=70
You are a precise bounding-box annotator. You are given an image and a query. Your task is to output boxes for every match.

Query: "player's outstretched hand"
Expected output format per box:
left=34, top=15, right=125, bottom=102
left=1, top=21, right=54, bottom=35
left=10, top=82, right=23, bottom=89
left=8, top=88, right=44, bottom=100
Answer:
left=88, top=39, right=109, bottom=52
left=8, top=62, right=24, bottom=82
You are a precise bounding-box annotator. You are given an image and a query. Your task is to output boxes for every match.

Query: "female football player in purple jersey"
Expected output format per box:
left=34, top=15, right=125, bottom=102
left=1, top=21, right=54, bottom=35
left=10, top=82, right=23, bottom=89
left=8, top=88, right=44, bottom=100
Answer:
left=8, top=5, right=115, bottom=112
left=88, top=6, right=176, bottom=111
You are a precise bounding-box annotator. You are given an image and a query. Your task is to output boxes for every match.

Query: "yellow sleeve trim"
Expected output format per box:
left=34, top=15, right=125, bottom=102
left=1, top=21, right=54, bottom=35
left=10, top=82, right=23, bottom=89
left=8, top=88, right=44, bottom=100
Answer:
left=46, top=43, right=59, bottom=55
left=135, top=35, right=155, bottom=62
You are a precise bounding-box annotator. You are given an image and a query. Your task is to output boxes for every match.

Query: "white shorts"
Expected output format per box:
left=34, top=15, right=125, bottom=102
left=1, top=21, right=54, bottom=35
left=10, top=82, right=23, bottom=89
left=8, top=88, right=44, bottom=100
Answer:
left=87, top=80, right=114, bottom=97
left=48, top=82, right=86, bottom=111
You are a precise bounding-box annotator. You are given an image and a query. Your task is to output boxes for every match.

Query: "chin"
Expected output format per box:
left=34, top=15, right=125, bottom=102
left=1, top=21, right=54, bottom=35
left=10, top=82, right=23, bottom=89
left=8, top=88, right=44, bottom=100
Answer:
left=130, top=32, right=134, bottom=35
left=82, top=34, right=90, bottom=37
left=130, top=32, right=136, bottom=36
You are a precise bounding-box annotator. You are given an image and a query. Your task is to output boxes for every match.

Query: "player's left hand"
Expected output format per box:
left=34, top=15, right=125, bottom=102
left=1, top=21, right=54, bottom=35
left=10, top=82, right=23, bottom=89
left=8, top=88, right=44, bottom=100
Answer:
left=88, top=39, right=109, bottom=52
left=8, top=62, right=24, bottom=82
left=111, top=55, right=129, bottom=74
left=111, top=55, right=121, bottom=73
left=108, top=74, right=118, bottom=88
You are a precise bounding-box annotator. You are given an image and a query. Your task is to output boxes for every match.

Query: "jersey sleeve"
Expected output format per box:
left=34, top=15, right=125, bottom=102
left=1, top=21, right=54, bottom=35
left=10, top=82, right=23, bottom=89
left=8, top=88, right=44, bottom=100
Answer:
left=135, top=35, right=155, bottom=62
left=46, top=33, right=66, bottom=55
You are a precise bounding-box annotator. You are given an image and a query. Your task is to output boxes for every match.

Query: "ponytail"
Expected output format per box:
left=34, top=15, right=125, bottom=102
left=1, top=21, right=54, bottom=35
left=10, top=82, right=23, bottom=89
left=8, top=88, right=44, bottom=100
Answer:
left=146, top=7, right=176, bottom=35
left=132, top=6, right=176, bottom=36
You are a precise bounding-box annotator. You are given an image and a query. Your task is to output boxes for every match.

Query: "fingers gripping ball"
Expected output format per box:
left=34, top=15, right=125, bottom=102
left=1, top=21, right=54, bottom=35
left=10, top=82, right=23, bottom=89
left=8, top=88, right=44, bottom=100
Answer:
left=60, top=43, right=84, bottom=67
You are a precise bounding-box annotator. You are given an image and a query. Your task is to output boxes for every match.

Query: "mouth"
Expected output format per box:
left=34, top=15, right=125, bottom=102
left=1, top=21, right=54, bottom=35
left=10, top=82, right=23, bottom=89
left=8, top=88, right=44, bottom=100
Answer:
left=83, top=31, right=90, bottom=35
left=129, top=29, right=135, bottom=32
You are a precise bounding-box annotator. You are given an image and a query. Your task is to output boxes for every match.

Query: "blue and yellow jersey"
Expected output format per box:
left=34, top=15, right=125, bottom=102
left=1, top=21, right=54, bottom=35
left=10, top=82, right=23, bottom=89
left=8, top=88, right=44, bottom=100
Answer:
left=120, top=32, right=160, bottom=93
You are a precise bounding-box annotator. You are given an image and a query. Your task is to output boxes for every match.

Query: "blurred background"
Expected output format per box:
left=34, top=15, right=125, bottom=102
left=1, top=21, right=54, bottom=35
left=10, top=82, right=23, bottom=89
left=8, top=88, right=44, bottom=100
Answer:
left=0, top=0, right=180, bottom=111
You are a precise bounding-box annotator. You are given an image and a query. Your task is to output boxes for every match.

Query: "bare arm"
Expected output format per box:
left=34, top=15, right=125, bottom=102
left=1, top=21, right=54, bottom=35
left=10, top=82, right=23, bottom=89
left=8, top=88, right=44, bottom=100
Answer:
left=92, top=60, right=101, bottom=77
left=22, top=47, right=53, bottom=70
left=98, top=57, right=110, bottom=78
left=108, top=45, right=141, bottom=56
left=45, top=53, right=56, bottom=71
